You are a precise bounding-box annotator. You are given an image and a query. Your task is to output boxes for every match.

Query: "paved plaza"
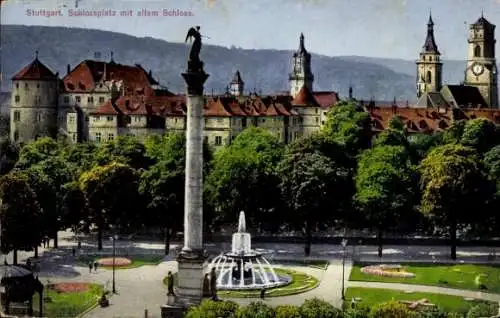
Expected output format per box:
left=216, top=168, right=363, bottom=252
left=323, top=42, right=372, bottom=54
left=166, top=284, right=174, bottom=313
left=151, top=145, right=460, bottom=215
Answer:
left=4, top=230, right=500, bottom=318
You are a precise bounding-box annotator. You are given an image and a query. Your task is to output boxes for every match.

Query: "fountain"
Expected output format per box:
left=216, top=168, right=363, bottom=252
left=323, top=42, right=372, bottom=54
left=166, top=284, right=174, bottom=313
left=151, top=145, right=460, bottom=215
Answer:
left=208, top=211, right=291, bottom=290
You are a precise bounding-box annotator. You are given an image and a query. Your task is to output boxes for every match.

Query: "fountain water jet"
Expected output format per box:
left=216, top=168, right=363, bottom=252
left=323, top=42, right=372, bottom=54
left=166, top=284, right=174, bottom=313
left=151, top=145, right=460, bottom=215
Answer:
left=208, top=211, right=291, bottom=290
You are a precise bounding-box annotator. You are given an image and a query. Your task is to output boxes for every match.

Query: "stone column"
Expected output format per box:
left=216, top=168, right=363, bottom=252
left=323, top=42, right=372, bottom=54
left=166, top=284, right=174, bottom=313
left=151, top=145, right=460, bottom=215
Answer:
left=161, top=69, right=209, bottom=318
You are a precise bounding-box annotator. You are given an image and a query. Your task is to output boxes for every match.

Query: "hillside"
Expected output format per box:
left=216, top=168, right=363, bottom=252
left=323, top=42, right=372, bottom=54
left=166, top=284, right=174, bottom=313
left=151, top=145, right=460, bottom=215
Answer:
left=0, top=25, right=475, bottom=101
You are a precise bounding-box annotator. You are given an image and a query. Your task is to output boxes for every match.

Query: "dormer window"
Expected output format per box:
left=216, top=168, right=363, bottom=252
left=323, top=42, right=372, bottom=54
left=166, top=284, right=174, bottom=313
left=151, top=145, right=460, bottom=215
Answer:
left=75, top=96, right=81, bottom=103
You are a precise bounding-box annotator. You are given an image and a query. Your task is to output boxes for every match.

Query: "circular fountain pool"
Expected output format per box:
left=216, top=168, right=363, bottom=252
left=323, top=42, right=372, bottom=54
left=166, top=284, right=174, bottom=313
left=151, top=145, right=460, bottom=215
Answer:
left=208, top=212, right=291, bottom=290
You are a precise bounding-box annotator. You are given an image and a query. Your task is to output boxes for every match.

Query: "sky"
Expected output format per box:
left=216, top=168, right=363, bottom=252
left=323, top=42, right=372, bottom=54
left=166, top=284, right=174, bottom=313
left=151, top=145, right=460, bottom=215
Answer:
left=2, top=0, right=500, bottom=60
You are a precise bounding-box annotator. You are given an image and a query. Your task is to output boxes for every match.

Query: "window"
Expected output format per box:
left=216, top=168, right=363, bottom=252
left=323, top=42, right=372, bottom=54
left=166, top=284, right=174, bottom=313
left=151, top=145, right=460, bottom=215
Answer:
left=95, top=132, right=101, bottom=142
left=107, top=116, right=113, bottom=122
left=215, top=136, right=222, bottom=145
left=217, top=118, right=223, bottom=123
left=315, top=117, right=319, bottom=123
left=72, top=133, right=77, bottom=142
left=108, top=133, right=114, bottom=141
left=315, top=108, right=318, bottom=114
left=14, top=95, right=20, bottom=103
left=35, top=96, right=41, bottom=105
left=36, top=112, right=42, bottom=122
left=474, top=45, right=481, bottom=57
left=25, top=83, right=28, bottom=90
left=75, top=96, right=81, bottom=103
left=125, top=116, right=131, bottom=124
left=36, top=83, right=40, bottom=88
left=14, top=111, right=20, bottom=122
left=63, top=96, right=70, bottom=103
left=15, top=83, right=19, bottom=89
left=99, top=97, right=105, bottom=103
left=134, top=116, right=141, bottom=122
left=426, top=71, right=432, bottom=84
left=69, top=116, right=75, bottom=124
left=85, top=116, right=89, bottom=122
left=13, top=131, right=19, bottom=141
left=88, top=96, right=94, bottom=103
left=94, top=116, right=101, bottom=122
left=175, top=118, right=178, bottom=123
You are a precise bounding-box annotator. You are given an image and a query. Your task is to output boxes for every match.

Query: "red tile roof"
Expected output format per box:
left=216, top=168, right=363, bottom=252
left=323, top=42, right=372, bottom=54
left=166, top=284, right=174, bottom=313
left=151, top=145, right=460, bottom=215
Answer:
left=292, top=86, right=320, bottom=107
left=204, top=97, right=233, bottom=117
left=12, top=58, right=58, bottom=81
left=368, top=107, right=453, bottom=133
left=63, top=60, right=157, bottom=94
left=312, top=91, right=339, bottom=108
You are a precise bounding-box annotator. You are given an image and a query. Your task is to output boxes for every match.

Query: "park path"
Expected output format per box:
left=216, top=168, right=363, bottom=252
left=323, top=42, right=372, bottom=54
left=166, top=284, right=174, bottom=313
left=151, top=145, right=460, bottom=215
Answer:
left=347, top=280, right=500, bottom=303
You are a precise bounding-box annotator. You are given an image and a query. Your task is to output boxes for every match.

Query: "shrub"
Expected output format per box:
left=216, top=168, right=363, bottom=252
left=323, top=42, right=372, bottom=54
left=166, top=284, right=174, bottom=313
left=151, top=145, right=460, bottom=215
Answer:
left=185, top=300, right=239, bottom=318
left=467, top=303, right=497, bottom=318
left=300, top=298, right=343, bottom=318
left=275, top=305, right=302, bottom=318
left=369, top=300, right=416, bottom=318
left=237, top=301, right=275, bottom=318
left=415, top=307, right=450, bottom=318
left=344, top=305, right=370, bottom=318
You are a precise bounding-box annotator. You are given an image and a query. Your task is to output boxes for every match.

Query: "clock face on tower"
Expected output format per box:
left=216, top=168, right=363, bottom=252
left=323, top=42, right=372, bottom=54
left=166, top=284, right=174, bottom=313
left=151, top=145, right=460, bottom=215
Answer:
left=472, top=63, right=485, bottom=76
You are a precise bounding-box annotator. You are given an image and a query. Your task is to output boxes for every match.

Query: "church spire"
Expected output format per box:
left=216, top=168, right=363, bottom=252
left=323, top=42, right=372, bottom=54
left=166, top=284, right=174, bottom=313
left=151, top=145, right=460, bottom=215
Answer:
left=299, top=33, right=306, bottom=53
left=422, top=12, right=440, bottom=54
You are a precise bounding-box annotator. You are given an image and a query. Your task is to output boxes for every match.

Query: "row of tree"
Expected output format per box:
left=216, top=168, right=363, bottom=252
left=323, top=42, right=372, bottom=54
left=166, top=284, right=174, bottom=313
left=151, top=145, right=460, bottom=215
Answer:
left=1, top=100, right=500, bottom=262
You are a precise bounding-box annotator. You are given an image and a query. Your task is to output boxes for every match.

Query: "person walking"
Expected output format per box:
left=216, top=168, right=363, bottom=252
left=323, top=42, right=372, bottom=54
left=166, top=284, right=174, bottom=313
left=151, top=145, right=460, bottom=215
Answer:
left=88, top=261, right=93, bottom=273
left=93, top=261, right=98, bottom=272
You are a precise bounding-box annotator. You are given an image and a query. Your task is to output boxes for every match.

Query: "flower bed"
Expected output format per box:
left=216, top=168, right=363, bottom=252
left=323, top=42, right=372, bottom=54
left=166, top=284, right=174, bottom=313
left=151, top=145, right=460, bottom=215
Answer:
left=361, top=264, right=416, bottom=278
left=49, top=282, right=91, bottom=293
left=97, top=257, right=132, bottom=266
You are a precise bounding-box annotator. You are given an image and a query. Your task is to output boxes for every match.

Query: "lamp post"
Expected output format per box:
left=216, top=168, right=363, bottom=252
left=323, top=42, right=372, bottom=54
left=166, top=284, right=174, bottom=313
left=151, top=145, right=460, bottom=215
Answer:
left=341, top=238, right=348, bottom=301
left=109, top=231, right=118, bottom=294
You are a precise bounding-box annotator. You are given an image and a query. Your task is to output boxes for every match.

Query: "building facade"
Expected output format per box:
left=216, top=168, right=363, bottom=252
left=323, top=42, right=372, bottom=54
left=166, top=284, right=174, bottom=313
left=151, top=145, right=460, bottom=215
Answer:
left=9, top=35, right=338, bottom=149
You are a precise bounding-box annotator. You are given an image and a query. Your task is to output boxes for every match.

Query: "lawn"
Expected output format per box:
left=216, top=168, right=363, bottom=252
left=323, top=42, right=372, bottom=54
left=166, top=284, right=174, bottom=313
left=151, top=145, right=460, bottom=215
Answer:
left=78, top=254, right=164, bottom=269
left=164, top=268, right=320, bottom=298
left=345, top=287, right=497, bottom=314
left=350, top=263, right=500, bottom=293
left=32, top=283, right=103, bottom=318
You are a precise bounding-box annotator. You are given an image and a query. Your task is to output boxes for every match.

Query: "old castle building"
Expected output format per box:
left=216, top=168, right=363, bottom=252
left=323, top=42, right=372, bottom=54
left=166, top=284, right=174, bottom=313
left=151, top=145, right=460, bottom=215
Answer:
left=9, top=35, right=338, bottom=148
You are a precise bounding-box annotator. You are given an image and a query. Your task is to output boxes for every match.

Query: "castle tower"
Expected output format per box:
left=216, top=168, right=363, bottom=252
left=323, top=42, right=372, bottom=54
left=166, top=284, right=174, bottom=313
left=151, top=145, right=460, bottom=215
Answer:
left=289, top=33, right=314, bottom=98
left=416, top=13, right=442, bottom=98
left=464, top=14, right=498, bottom=108
left=10, top=51, right=59, bottom=143
left=229, top=70, right=244, bottom=96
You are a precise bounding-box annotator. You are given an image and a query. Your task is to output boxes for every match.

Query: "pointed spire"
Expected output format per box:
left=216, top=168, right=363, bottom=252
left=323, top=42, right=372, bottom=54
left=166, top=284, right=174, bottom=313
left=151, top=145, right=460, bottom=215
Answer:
left=422, top=13, right=440, bottom=54
left=231, top=70, right=243, bottom=84
left=393, top=96, right=397, bottom=106
left=298, top=33, right=306, bottom=53
left=110, top=51, right=114, bottom=62
left=348, top=86, right=353, bottom=99
left=35, top=50, right=38, bottom=60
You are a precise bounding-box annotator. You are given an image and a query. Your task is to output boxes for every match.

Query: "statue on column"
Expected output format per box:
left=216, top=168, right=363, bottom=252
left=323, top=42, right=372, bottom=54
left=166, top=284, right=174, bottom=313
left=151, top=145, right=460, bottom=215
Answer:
left=210, top=267, right=218, bottom=301
left=185, top=26, right=204, bottom=73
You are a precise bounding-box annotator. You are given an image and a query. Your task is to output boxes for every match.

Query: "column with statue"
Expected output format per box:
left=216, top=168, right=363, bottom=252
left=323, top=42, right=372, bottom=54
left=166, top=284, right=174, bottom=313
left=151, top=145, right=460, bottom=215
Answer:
left=161, top=26, right=209, bottom=318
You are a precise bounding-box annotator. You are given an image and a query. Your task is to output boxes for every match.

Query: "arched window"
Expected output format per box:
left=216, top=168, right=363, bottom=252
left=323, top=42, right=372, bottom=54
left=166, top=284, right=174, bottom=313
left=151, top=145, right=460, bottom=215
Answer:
left=426, top=71, right=432, bottom=84
left=474, top=45, right=481, bottom=57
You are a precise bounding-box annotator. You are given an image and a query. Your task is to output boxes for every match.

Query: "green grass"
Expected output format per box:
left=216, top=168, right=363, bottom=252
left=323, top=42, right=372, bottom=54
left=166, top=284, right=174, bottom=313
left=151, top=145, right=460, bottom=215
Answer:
left=350, top=263, right=500, bottom=293
left=345, top=287, right=496, bottom=314
left=77, top=254, right=163, bottom=269
left=32, top=283, right=103, bottom=318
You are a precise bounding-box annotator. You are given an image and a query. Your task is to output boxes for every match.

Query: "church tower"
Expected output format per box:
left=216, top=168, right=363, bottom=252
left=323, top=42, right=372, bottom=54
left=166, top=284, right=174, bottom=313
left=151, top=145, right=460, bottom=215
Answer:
left=229, top=70, right=244, bottom=96
left=464, top=14, right=498, bottom=108
left=416, top=13, right=442, bottom=98
left=289, top=33, right=314, bottom=98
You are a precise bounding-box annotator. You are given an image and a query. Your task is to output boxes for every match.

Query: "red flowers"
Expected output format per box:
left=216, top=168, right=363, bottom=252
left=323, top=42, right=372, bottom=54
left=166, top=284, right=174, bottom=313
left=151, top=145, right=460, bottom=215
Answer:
left=50, top=283, right=90, bottom=293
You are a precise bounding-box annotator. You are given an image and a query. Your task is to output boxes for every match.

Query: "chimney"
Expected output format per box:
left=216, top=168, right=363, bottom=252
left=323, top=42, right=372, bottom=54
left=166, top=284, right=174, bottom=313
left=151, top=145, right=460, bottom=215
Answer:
left=67, top=64, right=71, bottom=75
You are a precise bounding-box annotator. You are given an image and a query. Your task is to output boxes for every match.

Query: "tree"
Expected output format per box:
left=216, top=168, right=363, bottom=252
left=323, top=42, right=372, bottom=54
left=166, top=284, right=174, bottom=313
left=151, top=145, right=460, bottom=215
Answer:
left=94, top=135, right=153, bottom=170
left=419, top=144, right=493, bottom=259
left=60, top=181, right=88, bottom=235
left=185, top=300, right=239, bottom=318
left=205, top=127, right=284, bottom=231
left=25, top=157, right=74, bottom=248
left=0, top=172, right=42, bottom=264
left=14, top=137, right=61, bottom=170
left=408, top=132, right=443, bottom=162
left=60, top=142, right=98, bottom=176
left=78, top=162, right=140, bottom=250
left=368, top=300, right=415, bottom=318
left=300, top=298, right=342, bottom=318
left=279, top=151, right=350, bottom=256
left=275, top=305, right=302, bottom=318
left=321, top=100, right=372, bottom=156
left=441, top=120, right=466, bottom=145
left=0, top=138, right=19, bottom=175
left=355, top=145, right=417, bottom=257
left=237, top=302, right=275, bottom=318
left=460, top=118, right=500, bottom=154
